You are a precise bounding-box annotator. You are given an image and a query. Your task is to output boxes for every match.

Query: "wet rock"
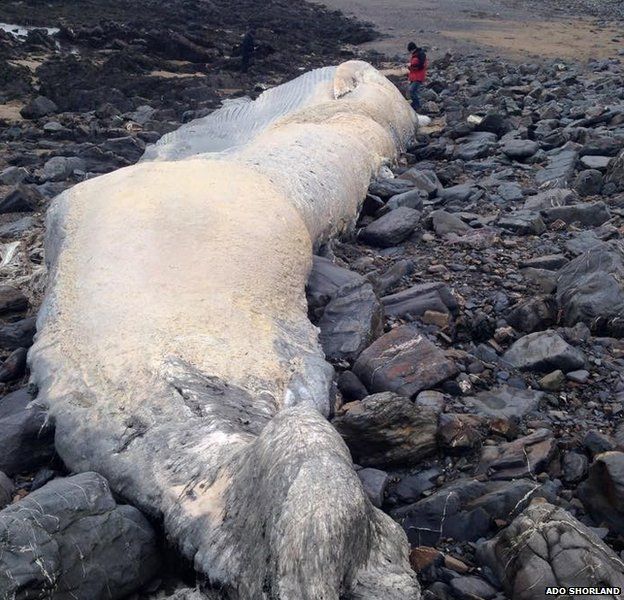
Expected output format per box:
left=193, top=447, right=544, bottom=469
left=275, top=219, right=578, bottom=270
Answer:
left=437, top=413, right=486, bottom=453
left=0, top=317, right=37, bottom=351
left=502, top=139, right=539, bottom=160
left=503, top=330, right=585, bottom=372
left=359, top=206, right=421, bottom=247
left=381, top=282, right=458, bottom=319
left=535, top=146, right=578, bottom=188
left=562, top=451, right=588, bottom=484
left=604, top=149, right=624, bottom=192
left=0, top=286, right=28, bottom=315
left=506, top=296, right=557, bottom=333
left=306, top=256, right=363, bottom=315
left=42, top=156, right=86, bottom=182
left=477, top=502, right=624, bottom=600
left=336, top=370, right=369, bottom=402
left=0, top=347, right=28, bottom=383
left=498, top=211, right=546, bottom=235
left=0, top=185, right=43, bottom=213
left=393, top=478, right=556, bottom=547
left=556, top=242, right=624, bottom=336
left=578, top=452, right=624, bottom=535
left=358, top=467, right=389, bottom=508
left=0, top=472, right=13, bottom=510
left=431, top=210, right=470, bottom=236
left=318, top=281, right=383, bottom=362
left=394, top=467, right=442, bottom=503
left=465, top=386, right=543, bottom=421
left=449, top=576, right=497, bottom=600
left=353, top=325, right=458, bottom=397
left=0, top=388, right=55, bottom=475
left=477, top=429, right=555, bottom=480
left=20, top=95, right=58, bottom=119
left=0, top=472, right=160, bottom=599
left=523, top=188, right=577, bottom=210
left=542, top=201, right=611, bottom=226
left=332, top=392, right=437, bottom=467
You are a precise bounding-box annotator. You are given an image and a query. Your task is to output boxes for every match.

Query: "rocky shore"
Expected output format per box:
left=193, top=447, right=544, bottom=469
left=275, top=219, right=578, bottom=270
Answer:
left=1, top=0, right=624, bottom=598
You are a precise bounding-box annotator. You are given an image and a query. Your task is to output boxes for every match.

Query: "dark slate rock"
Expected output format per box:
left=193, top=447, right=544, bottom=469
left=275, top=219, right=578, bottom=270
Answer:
left=573, top=169, right=603, bottom=197
left=605, top=149, right=624, bottom=192
left=0, top=388, right=55, bottom=475
left=368, top=178, right=414, bottom=199
left=0, top=472, right=13, bottom=510
left=456, top=132, right=498, bottom=161
left=0, top=317, right=37, bottom=350
left=306, top=256, right=363, bottom=314
left=368, top=259, right=413, bottom=296
left=464, top=386, right=543, bottom=421
left=384, top=189, right=424, bottom=212
left=580, top=155, right=612, bottom=170
left=502, top=139, right=539, bottom=160
left=477, top=502, right=624, bottom=600
left=399, top=168, right=443, bottom=198
left=518, top=254, right=568, bottom=270
left=357, top=467, right=389, bottom=508
left=381, top=282, right=458, bottom=319
left=318, top=281, right=384, bottom=363
left=506, top=296, right=557, bottom=333
left=393, top=478, right=556, bottom=547
left=583, top=430, right=616, bottom=456
left=440, top=184, right=477, bottom=204
left=353, top=325, right=458, bottom=397
left=0, top=167, right=28, bottom=186
left=0, top=347, right=28, bottom=383
left=0, top=286, right=28, bottom=315
left=476, top=113, right=512, bottom=137
left=0, top=185, right=43, bottom=213
left=503, top=330, right=585, bottom=372
left=523, top=188, right=577, bottom=210
left=542, top=201, right=611, bottom=226
left=394, top=467, right=442, bottom=503
left=431, top=210, right=470, bottom=236
left=359, top=206, right=421, bottom=248
left=535, top=147, right=579, bottom=188
left=477, top=429, right=555, bottom=480
left=437, top=413, right=486, bottom=453
left=20, top=96, right=58, bottom=119
left=42, top=156, right=86, bottom=182
left=332, top=392, right=437, bottom=467
left=0, top=472, right=160, bottom=599
left=497, top=182, right=523, bottom=202
left=336, top=370, right=369, bottom=402
left=556, top=241, right=624, bottom=336
left=562, top=451, right=588, bottom=484
left=0, top=216, right=36, bottom=239
left=449, top=576, right=497, bottom=600
left=497, top=211, right=546, bottom=235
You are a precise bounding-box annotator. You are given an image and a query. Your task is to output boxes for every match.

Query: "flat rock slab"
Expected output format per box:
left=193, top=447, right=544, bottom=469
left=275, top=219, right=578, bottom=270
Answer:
left=464, top=385, right=543, bottom=421
left=477, top=502, right=624, bottom=600
left=503, top=330, right=585, bottom=372
left=353, top=325, right=458, bottom=397
left=359, top=206, right=421, bottom=247
left=498, top=210, right=546, bottom=235
left=306, top=255, right=364, bottom=314
left=381, top=282, right=458, bottom=319
left=502, top=139, right=539, bottom=160
left=580, top=155, right=612, bottom=170
left=535, top=147, right=578, bottom=188
left=0, top=472, right=160, bottom=599
left=333, top=392, right=437, bottom=467
left=523, top=188, right=577, bottom=210
left=541, top=201, right=611, bottom=226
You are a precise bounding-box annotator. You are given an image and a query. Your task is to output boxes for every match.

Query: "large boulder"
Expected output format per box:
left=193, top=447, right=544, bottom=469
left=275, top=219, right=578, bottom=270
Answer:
left=353, top=325, right=458, bottom=397
left=0, top=472, right=160, bottom=599
left=556, top=241, right=624, bottom=336
left=332, top=392, right=437, bottom=467
left=477, top=502, right=624, bottom=600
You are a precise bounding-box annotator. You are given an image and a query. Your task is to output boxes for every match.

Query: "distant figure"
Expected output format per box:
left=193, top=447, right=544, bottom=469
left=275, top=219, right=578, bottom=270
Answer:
left=241, top=28, right=256, bottom=73
left=407, top=41, right=428, bottom=111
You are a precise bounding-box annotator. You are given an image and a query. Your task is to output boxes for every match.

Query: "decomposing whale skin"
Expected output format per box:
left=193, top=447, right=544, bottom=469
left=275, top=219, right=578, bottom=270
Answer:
left=29, top=61, right=420, bottom=599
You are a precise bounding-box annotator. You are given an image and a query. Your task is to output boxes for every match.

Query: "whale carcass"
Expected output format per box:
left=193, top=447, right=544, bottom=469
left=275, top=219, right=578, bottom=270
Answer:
left=29, top=61, right=420, bottom=598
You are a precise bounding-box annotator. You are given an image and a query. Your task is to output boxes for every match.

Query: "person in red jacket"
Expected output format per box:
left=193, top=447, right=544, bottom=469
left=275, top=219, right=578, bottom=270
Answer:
left=407, top=41, right=428, bottom=111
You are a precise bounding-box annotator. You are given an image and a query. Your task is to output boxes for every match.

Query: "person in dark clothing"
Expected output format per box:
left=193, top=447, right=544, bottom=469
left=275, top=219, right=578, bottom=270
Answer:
left=407, top=41, right=428, bottom=111
left=241, top=29, right=256, bottom=73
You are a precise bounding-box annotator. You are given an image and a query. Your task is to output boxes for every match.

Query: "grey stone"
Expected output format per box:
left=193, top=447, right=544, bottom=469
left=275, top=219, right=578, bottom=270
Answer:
left=535, top=147, right=579, bottom=188
left=506, top=296, right=557, bottom=333
left=0, top=472, right=13, bottom=510
left=562, top=451, right=588, bottom=484
left=359, top=206, right=421, bottom=248
left=574, top=169, right=603, bottom=197
left=415, top=390, right=446, bottom=414
left=497, top=182, right=524, bottom=202
left=498, top=211, right=546, bottom=235
left=567, top=369, right=590, bottom=383
left=449, top=576, right=497, bottom=600
left=353, top=325, right=458, bottom=397
left=604, top=149, right=624, bottom=192
left=0, top=185, right=43, bottom=213
left=385, top=189, right=424, bottom=212
left=440, top=184, right=477, bottom=203
left=42, top=156, right=86, bottom=182
left=0, top=216, right=36, bottom=239
left=431, top=210, right=471, bottom=236
left=20, top=96, right=58, bottom=119
left=306, top=256, right=363, bottom=314
left=465, top=385, right=543, bottom=420
left=394, top=467, right=442, bottom=503
left=456, top=132, right=498, bottom=161
left=0, top=286, right=28, bottom=315
left=477, top=502, right=624, bottom=600
left=0, top=167, right=28, bottom=186
left=0, top=472, right=160, bottom=599
left=399, top=168, right=443, bottom=198
left=503, top=330, right=585, bottom=372
left=502, top=139, right=539, bottom=160
left=580, top=155, right=612, bottom=170
left=333, top=392, right=437, bottom=467
left=523, top=188, right=577, bottom=210
left=520, top=267, right=558, bottom=293
left=0, top=317, right=36, bottom=350
left=519, top=254, right=568, bottom=270
left=358, top=468, right=390, bottom=508
left=381, top=282, right=458, bottom=319
left=542, top=201, right=611, bottom=226
left=556, top=241, right=624, bottom=336
left=0, top=388, right=55, bottom=475
left=318, top=281, right=384, bottom=362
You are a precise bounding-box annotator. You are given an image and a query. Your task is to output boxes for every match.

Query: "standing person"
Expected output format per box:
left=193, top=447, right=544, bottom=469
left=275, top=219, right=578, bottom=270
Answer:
left=241, top=28, right=256, bottom=73
left=407, top=41, right=428, bottom=112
